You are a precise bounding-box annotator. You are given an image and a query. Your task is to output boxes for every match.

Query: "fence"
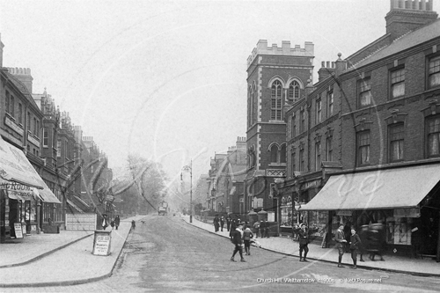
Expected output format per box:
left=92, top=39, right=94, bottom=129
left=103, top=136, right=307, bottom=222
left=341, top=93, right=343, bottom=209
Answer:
left=65, top=213, right=97, bottom=231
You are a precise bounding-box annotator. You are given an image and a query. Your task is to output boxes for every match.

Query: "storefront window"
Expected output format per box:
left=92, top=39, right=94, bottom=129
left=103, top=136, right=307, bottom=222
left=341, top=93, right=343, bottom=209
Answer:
left=280, top=196, right=293, bottom=227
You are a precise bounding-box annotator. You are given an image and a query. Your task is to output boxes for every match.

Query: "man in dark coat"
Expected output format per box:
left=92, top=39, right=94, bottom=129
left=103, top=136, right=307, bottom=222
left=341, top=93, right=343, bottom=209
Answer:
left=226, top=215, right=232, bottom=232
left=230, top=222, right=245, bottom=262
left=114, top=215, right=120, bottom=230
left=335, top=224, right=347, bottom=268
left=213, top=215, right=220, bottom=232
left=229, top=218, right=237, bottom=237
left=220, top=216, right=225, bottom=232
left=260, top=220, right=266, bottom=238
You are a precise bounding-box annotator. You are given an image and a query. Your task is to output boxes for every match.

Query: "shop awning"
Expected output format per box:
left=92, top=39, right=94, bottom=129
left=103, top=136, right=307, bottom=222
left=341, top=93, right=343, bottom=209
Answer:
left=0, top=137, right=44, bottom=189
left=35, top=186, right=61, bottom=204
left=66, top=199, right=84, bottom=213
left=299, top=164, right=440, bottom=211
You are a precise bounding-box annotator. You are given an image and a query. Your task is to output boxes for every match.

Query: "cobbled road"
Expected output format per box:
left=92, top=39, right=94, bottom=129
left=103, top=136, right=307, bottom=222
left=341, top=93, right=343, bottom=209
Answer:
left=3, top=215, right=440, bottom=292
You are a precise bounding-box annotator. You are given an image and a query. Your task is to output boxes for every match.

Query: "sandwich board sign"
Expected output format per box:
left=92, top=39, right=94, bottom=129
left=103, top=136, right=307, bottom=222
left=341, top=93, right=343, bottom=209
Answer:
left=92, top=230, right=111, bottom=256
left=14, top=223, right=23, bottom=239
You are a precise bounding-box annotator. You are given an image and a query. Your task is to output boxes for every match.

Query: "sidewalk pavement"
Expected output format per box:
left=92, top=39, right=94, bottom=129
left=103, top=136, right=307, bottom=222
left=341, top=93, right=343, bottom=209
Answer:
left=182, top=215, right=440, bottom=277
left=0, top=215, right=145, bottom=288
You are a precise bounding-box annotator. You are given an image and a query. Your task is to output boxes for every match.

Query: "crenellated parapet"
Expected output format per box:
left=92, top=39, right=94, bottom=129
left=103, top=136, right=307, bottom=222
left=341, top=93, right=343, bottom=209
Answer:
left=247, top=40, right=314, bottom=68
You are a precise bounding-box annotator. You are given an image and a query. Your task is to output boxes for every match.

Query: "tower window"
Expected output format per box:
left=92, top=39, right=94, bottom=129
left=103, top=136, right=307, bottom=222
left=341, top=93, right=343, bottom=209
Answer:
left=271, top=80, right=282, bottom=120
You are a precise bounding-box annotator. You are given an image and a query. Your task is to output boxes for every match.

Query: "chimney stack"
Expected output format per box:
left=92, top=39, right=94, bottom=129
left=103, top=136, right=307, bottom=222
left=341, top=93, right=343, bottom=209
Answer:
left=386, top=0, right=438, bottom=41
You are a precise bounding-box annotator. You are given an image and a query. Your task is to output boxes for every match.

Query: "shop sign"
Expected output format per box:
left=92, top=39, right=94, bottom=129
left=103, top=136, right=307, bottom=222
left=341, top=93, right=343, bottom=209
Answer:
left=14, top=222, right=23, bottom=239
left=92, top=230, right=112, bottom=256
left=0, top=182, right=34, bottom=196
left=301, top=180, right=321, bottom=190
left=336, top=210, right=353, bottom=216
left=5, top=116, right=24, bottom=135
left=394, top=208, right=420, bottom=218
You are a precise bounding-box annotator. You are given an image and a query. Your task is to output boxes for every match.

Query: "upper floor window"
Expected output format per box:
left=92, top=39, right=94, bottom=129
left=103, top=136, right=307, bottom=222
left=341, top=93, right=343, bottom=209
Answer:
left=280, top=144, right=286, bottom=163
left=33, top=118, right=37, bottom=135
left=270, top=144, right=278, bottom=163
left=57, top=140, right=61, bottom=157
left=291, top=115, right=296, bottom=138
left=5, top=91, right=10, bottom=115
left=288, top=81, right=300, bottom=101
left=326, top=136, right=333, bottom=161
left=269, top=143, right=286, bottom=164
left=315, top=141, right=321, bottom=170
left=390, top=68, right=405, bottom=99
left=357, top=131, right=370, bottom=165
left=327, top=89, right=334, bottom=117
left=247, top=86, right=251, bottom=127
left=299, top=148, right=305, bottom=171
left=315, top=97, right=322, bottom=124
left=271, top=80, right=282, bottom=120
left=27, top=112, right=31, bottom=131
left=389, top=123, right=404, bottom=162
left=10, top=95, right=15, bottom=117
left=291, top=151, right=296, bottom=176
left=359, top=78, right=372, bottom=108
left=18, top=103, right=23, bottom=124
left=43, top=129, right=49, bottom=147
left=300, top=109, right=305, bottom=133
left=428, top=56, right=440, bottom=89
left=427, top=116, right=440, bottom=157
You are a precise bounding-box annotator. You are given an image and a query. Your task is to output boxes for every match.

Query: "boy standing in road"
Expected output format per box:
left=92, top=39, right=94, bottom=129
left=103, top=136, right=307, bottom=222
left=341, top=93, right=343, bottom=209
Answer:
left=297, top=224, right=310, bottom=262
left=243, top=226, right=254, bottom=255
left=230, top=222, right=246, bottom=262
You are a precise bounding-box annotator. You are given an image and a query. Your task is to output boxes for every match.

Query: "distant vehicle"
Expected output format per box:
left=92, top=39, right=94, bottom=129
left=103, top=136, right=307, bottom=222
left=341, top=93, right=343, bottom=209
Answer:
left=158, top=201, right=168, bottom=216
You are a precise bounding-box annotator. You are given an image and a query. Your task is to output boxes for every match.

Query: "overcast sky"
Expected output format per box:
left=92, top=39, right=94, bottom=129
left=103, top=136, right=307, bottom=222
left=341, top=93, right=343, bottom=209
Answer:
left=1, top=0, right=438, bottom=183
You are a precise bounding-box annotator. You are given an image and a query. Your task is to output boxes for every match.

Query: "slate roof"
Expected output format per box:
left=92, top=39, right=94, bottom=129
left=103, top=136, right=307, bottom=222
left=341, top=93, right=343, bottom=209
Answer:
left=349, top=18, right=440, bottom=70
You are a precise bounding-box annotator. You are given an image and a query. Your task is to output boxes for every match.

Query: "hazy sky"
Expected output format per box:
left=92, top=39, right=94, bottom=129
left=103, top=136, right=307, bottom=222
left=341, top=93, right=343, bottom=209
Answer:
left=1, top=0, right=437, bottom=182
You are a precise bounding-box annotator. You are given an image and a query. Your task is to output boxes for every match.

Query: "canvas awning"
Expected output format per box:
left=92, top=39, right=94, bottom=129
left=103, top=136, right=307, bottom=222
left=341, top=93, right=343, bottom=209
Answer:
left=34, top=186, right=61, bottom=204
left=300, top=164, right=440, bottom=211
left=0, top=136, right=44, bottom=189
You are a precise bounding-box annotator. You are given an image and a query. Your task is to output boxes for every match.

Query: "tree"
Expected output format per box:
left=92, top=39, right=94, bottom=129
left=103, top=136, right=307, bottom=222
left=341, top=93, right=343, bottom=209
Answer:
left=113, top=154, right=167, bottom=215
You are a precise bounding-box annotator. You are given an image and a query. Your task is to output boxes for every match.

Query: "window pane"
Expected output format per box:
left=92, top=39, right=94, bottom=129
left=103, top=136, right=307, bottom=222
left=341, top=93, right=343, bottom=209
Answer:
left=271, top=145, right=278, bottom=162
left=280, top=145, right=286, bottom=163
left=430, top=72, right=440, bottom=88
left=392, top=82, right=405, bottom=98
left=360, top=91, right=372, bottom=106
left=429, top=133, right=440, bottom=156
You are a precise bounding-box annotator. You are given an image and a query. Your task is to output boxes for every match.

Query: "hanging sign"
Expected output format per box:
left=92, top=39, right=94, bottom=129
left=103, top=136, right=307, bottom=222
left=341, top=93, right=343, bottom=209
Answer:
left=336, top=210, right=353, bottom=216
left=92, top=230, right=112, bottom=256
left=14, top=222, right=23, bottom=239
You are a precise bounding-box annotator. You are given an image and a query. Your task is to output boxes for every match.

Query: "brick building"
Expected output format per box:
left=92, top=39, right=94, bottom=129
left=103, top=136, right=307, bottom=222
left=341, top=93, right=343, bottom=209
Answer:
left=281, top=0, right=440, bottom=259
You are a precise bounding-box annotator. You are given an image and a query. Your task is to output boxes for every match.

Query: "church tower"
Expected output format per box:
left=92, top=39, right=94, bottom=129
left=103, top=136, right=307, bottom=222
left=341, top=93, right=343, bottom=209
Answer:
left=245, top=40, right=314, bottom=221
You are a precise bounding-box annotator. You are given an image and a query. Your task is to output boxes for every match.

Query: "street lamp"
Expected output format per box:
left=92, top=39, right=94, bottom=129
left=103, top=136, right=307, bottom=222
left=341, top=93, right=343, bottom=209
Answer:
left=181, top=160, right=193, bottom=223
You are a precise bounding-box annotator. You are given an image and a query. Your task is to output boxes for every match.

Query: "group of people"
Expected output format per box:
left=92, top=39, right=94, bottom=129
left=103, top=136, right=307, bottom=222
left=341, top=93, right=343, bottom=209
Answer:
left=292, top=223, right=384, bottom=269
left=252, top=220, right=270, bottom=238
left=230, top=222, right=254, bottom=262
left=213, top=215, right=271, bottom=239
left=101, top=214, right=121, bottom=231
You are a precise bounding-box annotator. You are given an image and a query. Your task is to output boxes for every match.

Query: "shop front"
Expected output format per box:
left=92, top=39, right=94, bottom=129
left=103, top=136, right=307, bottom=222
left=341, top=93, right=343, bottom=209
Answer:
left=300, top=164, right=440, bottom=261
left=0, top=136, right=61, bottom=242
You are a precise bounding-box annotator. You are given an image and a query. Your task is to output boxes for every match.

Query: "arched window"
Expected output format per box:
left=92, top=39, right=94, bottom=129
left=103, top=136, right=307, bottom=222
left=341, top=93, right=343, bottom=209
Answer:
left=280, top=144, right=287, bottom=163
left=270, top=144, right=278, bottom=163
left=271, top=80, right=282, bottom=120
left=247, top=86, right=252, bottom=127
left=288, top=81, right=300, bottom=101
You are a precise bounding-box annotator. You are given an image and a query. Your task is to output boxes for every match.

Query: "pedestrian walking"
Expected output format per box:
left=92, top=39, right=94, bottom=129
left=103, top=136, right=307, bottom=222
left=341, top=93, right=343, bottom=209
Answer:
left=131, top=220, right=136, bottom=230
left=213, top=215, right=220, bottom=232
left=220, top=216, right=225, bottom=232
left=101, top=214, right=108, bottom=230
left=260, top=220, right=266, bottom=238
left=110, top=219, right=115, bottom=230
left=230, top=222, right=246, bottom=262
left=226, top=215, right=231, bottom=232
left=114, top=215, right=120, bottom=230
left=253, top=220, right=260, bottom=238
left=243, top=226, right=254, bottom=255
left=264, top=221, right=270, bottom=238
left=349, top=228, right=362, bottom=269
left=229, top=218, right=237, bottom=237
left=297, top=224, right=310, bottom=262
left=335, top=224, right=347, bottom=268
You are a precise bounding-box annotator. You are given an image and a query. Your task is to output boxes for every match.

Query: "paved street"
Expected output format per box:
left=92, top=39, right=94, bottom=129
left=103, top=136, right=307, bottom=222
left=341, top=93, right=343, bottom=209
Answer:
left=2, top=215, right=440, bottom=293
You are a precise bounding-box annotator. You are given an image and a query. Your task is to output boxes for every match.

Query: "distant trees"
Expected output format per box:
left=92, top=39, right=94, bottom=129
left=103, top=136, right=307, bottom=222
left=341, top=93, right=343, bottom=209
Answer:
left=113, top=155, right=167, bottom=215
